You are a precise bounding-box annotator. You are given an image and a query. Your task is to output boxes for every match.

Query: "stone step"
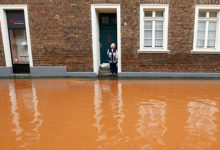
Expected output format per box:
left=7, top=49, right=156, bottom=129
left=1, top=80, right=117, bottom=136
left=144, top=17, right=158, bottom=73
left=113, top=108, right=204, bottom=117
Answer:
left=99, top=67, right=111, bottom=76
left=98, top=65, right=118, bottom=77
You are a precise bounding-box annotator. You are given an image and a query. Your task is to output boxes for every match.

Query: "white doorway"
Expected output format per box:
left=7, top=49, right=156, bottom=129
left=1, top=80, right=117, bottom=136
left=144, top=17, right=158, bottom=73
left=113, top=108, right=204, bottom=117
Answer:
left=91, top=4, right=121, bottom=74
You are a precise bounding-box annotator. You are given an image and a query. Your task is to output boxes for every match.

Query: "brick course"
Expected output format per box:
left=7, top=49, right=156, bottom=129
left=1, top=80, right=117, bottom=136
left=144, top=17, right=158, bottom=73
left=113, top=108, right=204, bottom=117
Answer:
left=0, top=0, right=220, bottom=72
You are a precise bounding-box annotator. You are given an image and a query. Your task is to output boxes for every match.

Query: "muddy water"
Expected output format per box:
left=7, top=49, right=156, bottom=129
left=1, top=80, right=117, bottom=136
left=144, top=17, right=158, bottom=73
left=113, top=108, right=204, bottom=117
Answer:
left=0, top=79, right=220, bottom=150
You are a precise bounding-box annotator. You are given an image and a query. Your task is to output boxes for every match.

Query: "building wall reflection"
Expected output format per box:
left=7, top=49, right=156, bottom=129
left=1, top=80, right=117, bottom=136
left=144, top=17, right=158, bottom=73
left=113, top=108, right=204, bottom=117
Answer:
left=135, top=99, right=167, bottom=150
left=93, top=80, right=127, bottom=149
left=8, top=80, right=42, bottom=149
left=184, top=98, right=219, bottom=150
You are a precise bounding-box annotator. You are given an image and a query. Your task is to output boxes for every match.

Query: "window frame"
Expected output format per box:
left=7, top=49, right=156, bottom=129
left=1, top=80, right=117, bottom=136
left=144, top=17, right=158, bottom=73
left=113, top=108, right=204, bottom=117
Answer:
left=0, top=5, right=33, bottom=67
left=192, top=5, right=220, bottom=54
left=139, top=4, right=169, bottom=53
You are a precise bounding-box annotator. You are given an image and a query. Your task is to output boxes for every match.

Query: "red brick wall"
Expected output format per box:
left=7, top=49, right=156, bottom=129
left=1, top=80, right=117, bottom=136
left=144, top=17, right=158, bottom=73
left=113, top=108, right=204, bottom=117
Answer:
left=122, top=0, right=220, bottom=72
left=0, top=27, right=5, bottom=66
left=0, top=0, right=220, bottom=72
left=62, top=0, right=93, bottom=72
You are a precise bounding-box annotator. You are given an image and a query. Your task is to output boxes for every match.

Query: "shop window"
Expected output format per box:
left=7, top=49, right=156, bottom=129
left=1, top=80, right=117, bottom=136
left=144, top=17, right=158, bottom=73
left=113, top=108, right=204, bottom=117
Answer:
left=9, top=30, right=28, bottom=64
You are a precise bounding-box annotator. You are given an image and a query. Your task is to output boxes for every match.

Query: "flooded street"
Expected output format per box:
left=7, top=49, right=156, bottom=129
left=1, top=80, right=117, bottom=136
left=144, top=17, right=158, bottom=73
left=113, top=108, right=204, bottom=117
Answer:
left=0, top=79, right=220, bottom=150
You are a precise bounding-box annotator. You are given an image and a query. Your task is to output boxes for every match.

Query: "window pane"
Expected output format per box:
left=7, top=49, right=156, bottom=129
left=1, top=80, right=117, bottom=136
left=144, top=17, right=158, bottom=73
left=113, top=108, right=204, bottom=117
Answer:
left=197, top=31, right=205, bottom=39
left=198, top=22, right=206, bottom=30
left=155, top=39, right=163, bottom=47
left=209, top=22, right=217, bottom=30
left=145, top=11, right=152, bottom=17
left=197, top=39, right=205, bottom=47
left=144, top=30, right=152, bottom=39
left=144, top=21, right=152, bottom=29
left=207, top=40, right=215, bottom=48
left=155, top=21, right=163, bottom=30
left=9, top=30, right=29, bottom=64
left=199, top=11, right=206, bottom=17
left=155, top=30, right=163, bottom=39
left=144, top=39, right=152, bottom=47
left=156, top=11, right=163, bottom=17
left=208, top=31, right=216, bottom=39
left=209, top=12, right=217, bottom=18
left=101, top=17, right=109, bottom=24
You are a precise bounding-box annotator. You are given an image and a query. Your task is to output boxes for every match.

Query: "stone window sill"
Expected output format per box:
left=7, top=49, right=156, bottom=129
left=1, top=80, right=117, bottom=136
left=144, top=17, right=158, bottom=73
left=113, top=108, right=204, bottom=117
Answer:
left=191, top=50, right=220, bottom=54
left=138, top=49, right=170, bottom=54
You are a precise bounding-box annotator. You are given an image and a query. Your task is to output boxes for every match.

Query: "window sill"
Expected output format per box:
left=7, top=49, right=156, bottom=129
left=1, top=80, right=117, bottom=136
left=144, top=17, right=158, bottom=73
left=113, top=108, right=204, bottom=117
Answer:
left=138, top=49, right=170, bottom=53
left=191, top=50, right=220, bottom=54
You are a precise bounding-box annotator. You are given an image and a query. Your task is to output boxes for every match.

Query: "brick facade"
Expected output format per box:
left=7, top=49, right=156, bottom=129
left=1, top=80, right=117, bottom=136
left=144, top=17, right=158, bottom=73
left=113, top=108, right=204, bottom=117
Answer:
left=0, top=0, right=220, bottom=72
left=0, top=27, right=5, bottom=66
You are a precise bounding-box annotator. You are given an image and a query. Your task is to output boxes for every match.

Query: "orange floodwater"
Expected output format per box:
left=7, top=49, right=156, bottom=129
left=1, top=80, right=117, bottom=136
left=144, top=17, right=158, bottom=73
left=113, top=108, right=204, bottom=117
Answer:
left=0, top=79, right=220, bottom=150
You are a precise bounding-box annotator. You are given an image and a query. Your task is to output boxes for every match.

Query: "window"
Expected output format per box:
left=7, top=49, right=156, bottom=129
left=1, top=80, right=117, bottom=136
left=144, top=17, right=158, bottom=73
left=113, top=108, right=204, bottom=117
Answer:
left=9, top=30, right=29, bottom=64
left=197, top=11, right=217, bottom=48
left=144, top=11, right=164, bottom=48
left=193, top=5, right=220, bottom=53
left=139, top=5, right=169, bottom=53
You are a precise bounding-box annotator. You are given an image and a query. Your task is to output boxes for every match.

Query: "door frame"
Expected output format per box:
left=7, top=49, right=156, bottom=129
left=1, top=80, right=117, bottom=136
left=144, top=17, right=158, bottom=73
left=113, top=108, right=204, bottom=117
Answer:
left=0, top=5, right=33, bottom=68
left=91, top=4, right=121, bottom=74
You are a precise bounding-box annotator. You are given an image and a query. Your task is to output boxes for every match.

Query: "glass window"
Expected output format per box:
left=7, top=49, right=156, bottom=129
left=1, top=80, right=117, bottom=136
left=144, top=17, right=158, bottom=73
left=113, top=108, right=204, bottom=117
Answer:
left=144, top=21, right=152, bottom=29
left=197, top=22, right=206, bottom=48
left=156, top=11, right=164, bottom=17
left=145, top=11, right=152, bottom=17
left=199, top=11, right=207, bottom=17
left=143, top=11, right=164, bottom=48
left=207, top=22, right=217, bottom=48
left=140, top=5, right=168, bottom=51
left=144, top=21, right=153, bottom=47
left=209, top=12, right=217, bottom=18
left=9, top=29, right=29, bottom=64
left=196, top=11, right=218, bottom=49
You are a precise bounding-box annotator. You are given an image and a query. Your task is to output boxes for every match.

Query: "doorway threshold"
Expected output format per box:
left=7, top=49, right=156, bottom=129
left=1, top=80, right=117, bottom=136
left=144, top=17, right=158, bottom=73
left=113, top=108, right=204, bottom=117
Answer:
left=12, top=74, right=31, bottom=79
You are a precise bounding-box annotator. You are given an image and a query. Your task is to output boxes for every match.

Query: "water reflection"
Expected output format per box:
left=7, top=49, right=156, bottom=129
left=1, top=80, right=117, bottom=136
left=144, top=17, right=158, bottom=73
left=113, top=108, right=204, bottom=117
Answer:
left=94, top=80, right=105, bottom=140
left=114, top=82, right=124, bottom=134
left=136, top=99, right=167, bottom=149
left=184, top=98, right=219, bottom=150
left=9, top=81, right=23, bottom=141
left=93, top=81, right=127, bottom=149
left=8, top=81, right=42, bottom=149
left=1, top=80, right=220, bottom=150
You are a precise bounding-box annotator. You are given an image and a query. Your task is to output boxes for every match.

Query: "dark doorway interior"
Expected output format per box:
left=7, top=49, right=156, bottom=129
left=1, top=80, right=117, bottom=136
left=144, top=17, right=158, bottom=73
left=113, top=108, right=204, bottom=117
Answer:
left=99, top=13, right=117, bottom=64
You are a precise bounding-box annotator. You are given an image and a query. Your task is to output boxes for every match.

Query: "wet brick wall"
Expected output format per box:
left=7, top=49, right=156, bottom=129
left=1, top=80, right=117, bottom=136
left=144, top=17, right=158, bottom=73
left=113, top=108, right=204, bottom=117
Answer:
left=0, top=0, right=220, bottom=72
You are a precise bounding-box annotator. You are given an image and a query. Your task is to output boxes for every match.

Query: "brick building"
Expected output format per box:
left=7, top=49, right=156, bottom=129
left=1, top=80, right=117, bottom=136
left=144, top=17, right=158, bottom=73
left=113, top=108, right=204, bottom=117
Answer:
left=1, top=0, right=220, bottom=77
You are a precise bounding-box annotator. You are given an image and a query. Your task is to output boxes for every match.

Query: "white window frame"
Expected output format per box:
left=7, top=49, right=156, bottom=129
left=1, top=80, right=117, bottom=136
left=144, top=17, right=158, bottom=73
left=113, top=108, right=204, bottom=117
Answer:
left=192, top=5, right=220, bottom=54
left=139, top=4, right=169, bottom=53
left=0, top=5, right=33, bottom=67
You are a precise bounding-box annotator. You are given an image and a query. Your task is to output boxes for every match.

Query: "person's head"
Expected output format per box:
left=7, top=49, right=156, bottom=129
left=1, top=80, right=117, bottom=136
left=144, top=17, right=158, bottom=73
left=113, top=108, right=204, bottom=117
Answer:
left=111, top=43, right=116, bottom=49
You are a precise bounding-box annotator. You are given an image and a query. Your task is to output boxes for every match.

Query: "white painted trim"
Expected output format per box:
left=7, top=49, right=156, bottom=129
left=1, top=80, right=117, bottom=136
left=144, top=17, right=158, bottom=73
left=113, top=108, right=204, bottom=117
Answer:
left=138, top=49, right=170, bottom=53
left=193, top=5, right=220, bottom=53
left=0, top=5, right=33, bottom=67
left=91, top=4, right=121, bottom=73
left=191, top=50, right=220, bottom=54
left=140, top=4, right=169, bottom=52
